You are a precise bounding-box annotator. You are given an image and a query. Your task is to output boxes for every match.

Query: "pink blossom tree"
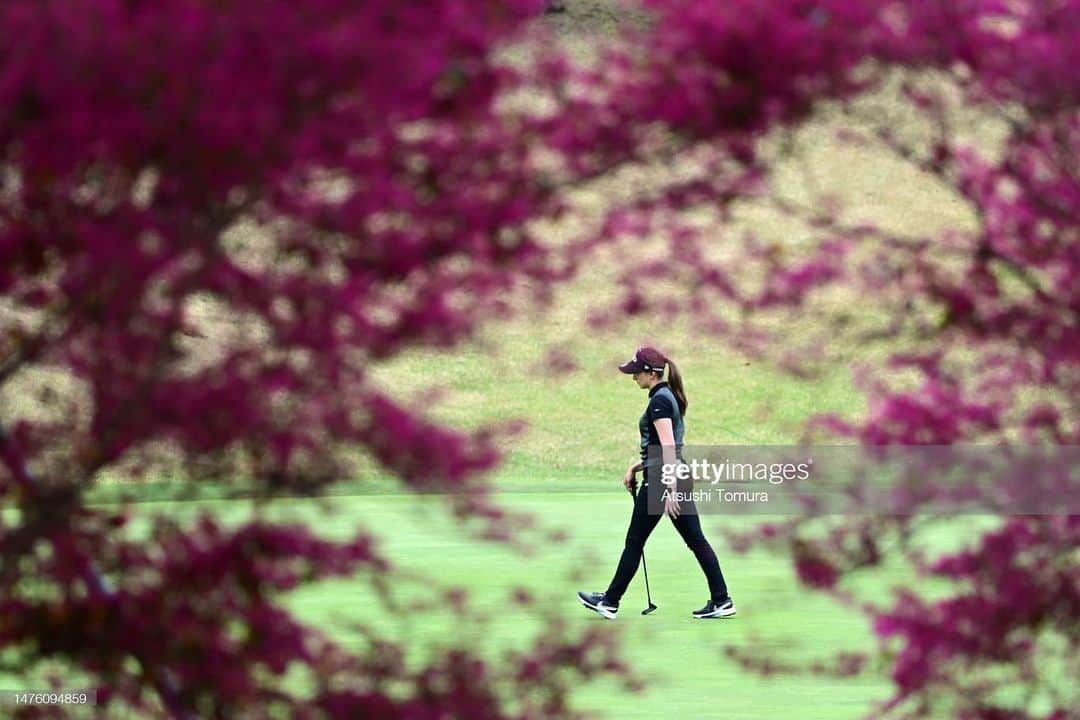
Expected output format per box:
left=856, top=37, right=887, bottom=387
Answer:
left=1, top=0, right=1076, bottom=718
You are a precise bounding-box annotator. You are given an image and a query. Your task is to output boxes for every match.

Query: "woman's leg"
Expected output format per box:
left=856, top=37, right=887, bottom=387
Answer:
left=671, top=507, right=730, bottom=601
left=603, top=482, right=663, bottom=605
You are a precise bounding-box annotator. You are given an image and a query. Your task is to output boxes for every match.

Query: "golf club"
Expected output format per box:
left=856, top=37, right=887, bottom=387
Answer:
left=630, top=484, right=658, bottom=615
left=640, top=548, right=657, bottom=615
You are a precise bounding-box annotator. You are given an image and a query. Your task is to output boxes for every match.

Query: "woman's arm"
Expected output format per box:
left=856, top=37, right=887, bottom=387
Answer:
left=653, top=418, right=677, bottom=467
left=653, top=418, right=681, bottom=518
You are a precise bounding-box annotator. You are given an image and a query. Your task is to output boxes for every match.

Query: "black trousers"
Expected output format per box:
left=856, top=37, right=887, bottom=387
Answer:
left=604, top=468, right=729, bottom=604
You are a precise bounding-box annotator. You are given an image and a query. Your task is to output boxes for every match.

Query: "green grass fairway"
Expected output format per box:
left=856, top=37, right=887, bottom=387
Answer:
left=278, top=490, right=895, bottom=719
left=9, top=481, right=996, bottom=719
left=107, top=487, right=895, bottom=718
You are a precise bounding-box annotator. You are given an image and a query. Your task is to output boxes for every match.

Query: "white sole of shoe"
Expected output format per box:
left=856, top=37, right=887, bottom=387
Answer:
left=577, top=594, right=618, bottom=619
left=694, top=607, right=736, bottom=619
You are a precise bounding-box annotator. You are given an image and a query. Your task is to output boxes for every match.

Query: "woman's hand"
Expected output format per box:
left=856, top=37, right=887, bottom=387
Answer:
left=623, top=468, right=638, bottom=495
left=664, top=491, right=681, bottom=519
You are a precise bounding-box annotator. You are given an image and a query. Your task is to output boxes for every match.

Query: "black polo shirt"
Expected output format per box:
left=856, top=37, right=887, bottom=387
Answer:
left=639, top=381, right=685, bottom=466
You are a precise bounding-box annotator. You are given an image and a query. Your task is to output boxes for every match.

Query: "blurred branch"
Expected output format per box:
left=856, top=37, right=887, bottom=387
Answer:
left=0, top=322, right=51, bottom=388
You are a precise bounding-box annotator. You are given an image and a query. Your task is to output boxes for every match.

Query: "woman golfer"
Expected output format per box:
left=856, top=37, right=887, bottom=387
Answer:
left=577, top=346, right=735, bottom=619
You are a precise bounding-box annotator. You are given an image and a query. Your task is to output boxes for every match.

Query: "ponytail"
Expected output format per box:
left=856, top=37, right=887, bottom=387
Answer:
left=666, top=356, right=688, bottom=417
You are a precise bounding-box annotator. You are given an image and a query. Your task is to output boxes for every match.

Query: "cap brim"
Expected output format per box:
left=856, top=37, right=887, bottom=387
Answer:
left=618, top=360, right=643, bottom=373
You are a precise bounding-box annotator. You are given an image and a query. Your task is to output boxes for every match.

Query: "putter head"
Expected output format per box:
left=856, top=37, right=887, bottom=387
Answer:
left=641, top=603, right=658, bottom=615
